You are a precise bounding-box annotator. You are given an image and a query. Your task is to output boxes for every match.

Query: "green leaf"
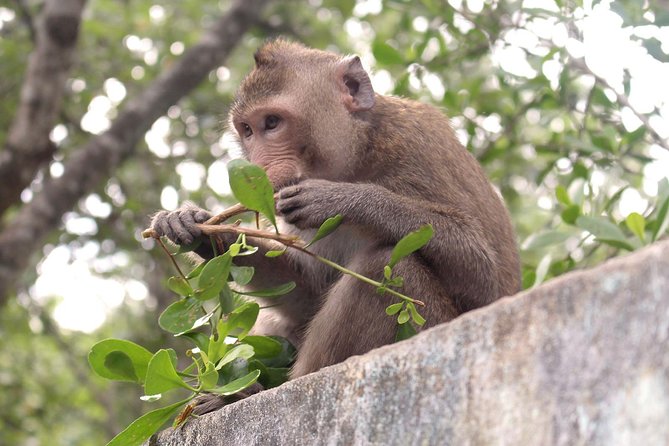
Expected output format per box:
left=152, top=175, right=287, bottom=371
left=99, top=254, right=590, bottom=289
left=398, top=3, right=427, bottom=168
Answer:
left=596, top=238, right=635, bottom=251
left=406, top=302, right=426, bottom=326
left=555, top=185, right=571, bottom=206
left=158, top=299, right=205, bottom=334
left=397, top=309, right=410, bottom=324
left=230, top=265, right=254, bottom=286
left=385, top=302, right=404, bottom=316
left=207, top=320, right=230, bottom=364
left=144, top=349, right=194, bottom=395
left=183, top=332, right=210, bottom=353
left=195, top=253, right=232, bottom=301
left=227, top=159, right=277, bottom=230
left=265, top=249, right=286, bottom=257
left=249, top=360, right=290, bottom=389
left=186, top=262, right=205, bottom=280
left=210, top=369, right=261, bottom=395
left=220, top=302, right=260, bottom=340
left=372, top=40, right=405, bottom=65
left=236, top=281, right=296, bottom=298
left=305, top=214, right=344, bottom=247
left=522, top=230, right=571, bottom=251
left=228, top=243, right=242, bottom=257
left=395, top=322, right=417, bottom=342
left=561, top=205, right=581, bottom=225
left=242, top=336, right=283, bottom=358
left=257, top=336, right=296, bottom=368
left=88, top=339, right=153, bottom=384
left=106, top=399, right=190, bottom=446
left=166, top=276, right=193, bottom=296
left=388, top=225, right=434, bottom=268
left=576, top=215, right=628, bottom=243
left=533, top=254, right=552, bottom=287
left=218, top=357, right=251, bottom=383
left=217, top=344, right=255, bottom=369
left=652, top=196, right=669, bottom=242
left=625, top=212, right=646, bottom=242
left=199, top=361, right=219, bottom=390
left=383, top=265, right=392, bottom=280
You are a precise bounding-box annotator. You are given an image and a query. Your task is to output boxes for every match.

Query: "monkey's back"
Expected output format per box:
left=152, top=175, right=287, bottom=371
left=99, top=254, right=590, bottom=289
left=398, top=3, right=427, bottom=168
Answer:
left=366, top=95, right=521, bottom=298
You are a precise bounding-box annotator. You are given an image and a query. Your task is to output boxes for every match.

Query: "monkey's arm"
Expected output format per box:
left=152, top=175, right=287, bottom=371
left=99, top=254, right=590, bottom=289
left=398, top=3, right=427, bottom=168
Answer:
left=150, top=206, right=322, bottom=327
left=277, top=179, right=499, bottom=312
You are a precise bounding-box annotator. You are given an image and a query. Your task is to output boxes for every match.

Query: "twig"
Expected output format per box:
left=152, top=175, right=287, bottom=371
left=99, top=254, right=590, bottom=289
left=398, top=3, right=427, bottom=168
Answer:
left=156, top=237, right=187, bottom=282
left=142, top=200, right=426, bottom=307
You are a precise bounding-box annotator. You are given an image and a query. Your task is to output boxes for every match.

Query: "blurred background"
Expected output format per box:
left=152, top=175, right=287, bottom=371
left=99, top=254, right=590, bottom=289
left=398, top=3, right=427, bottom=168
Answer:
left=0, top=0, right=667, bottom=444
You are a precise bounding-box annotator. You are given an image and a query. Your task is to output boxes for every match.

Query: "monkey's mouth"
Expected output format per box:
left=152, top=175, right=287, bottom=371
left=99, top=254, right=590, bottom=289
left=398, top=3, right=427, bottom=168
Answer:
left=265, top=164, right=303, bottom=191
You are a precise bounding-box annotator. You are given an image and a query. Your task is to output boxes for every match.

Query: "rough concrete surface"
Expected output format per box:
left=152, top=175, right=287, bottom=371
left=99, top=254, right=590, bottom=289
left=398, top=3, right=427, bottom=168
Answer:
left=150, top=240, right=669, bottom=446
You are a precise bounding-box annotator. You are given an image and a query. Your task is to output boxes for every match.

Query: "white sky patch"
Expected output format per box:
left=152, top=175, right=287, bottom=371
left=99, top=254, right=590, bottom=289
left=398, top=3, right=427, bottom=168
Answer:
left=643, top=144, right=669, bottom=196
left=423, top=72, right=445, bottom=101
left=104, top=78, right=127, bottom=104
left=176, top=160, right=206, bottom=191
left=160, top=185, right=179, bottom=210
left=353, top=0, right=382, bottom=17
left=146, top=116, right=171, bottom=158
left=81, top=95, right=112, bottom=134
left=63, top=213, right=98, bottom=236
left=170, top=41, right=185, bottom=56
left=371, top=69, right=393, bottom=94
left=149, top=5, right=166, bottom=24
left=207, top=160, right=231, bottom=196
left=83, top=193, right=112, bottom=218
left=50, top=161, right=64, bottom=178
left=32, top=245, right=130, bottom=333
left=50, top=124, right=68, bottom=144
left=619, top=188, right=648, bottom=216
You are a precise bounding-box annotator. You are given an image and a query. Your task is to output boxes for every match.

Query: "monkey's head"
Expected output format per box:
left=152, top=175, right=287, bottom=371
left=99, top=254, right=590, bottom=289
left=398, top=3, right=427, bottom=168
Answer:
left=229, top=39, right=375, bottom=190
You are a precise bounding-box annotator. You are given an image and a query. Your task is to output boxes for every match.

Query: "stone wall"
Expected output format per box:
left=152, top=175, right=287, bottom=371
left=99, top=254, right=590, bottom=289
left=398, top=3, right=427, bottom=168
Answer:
left=151, top=240, right=669, bottom=446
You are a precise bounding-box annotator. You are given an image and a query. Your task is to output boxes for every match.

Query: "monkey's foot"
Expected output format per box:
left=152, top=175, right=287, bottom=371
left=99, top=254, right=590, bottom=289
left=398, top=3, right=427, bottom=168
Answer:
left=192, top=382, right=265, bottom=416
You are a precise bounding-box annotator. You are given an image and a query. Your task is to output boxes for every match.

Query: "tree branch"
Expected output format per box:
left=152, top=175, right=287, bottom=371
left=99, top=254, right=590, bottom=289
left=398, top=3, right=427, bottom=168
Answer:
left=0, top=0, right=86, bottom=215
left=0, top=0, right=272, bottom=305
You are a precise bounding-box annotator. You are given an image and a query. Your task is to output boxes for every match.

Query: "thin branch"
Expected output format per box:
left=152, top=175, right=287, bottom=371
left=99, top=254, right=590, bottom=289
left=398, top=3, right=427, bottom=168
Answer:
left=142, top=216, right=426, bottom=307
left=569, top=60, right=669, bottom=152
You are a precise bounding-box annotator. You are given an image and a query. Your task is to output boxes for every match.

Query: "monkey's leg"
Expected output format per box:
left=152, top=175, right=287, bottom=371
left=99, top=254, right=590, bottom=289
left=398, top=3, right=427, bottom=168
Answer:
left=290, top=247, right=458, bottom=378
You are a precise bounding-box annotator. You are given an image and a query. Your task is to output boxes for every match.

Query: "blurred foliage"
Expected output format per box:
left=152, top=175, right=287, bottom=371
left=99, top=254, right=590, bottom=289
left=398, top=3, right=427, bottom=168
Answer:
left=0, top=0, right=667, bottom=444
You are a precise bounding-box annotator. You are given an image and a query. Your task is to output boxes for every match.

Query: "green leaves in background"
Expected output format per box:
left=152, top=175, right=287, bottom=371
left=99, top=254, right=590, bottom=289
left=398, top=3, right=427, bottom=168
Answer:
left=575, top=215, right=634, bottom=251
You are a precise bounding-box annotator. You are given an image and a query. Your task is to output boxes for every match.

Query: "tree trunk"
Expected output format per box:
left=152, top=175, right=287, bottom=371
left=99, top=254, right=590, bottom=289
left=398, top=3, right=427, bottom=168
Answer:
left=0, top=0, right=272, bottom=304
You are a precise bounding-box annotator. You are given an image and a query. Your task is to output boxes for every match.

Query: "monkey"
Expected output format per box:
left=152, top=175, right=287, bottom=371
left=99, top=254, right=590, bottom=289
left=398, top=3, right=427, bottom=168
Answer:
left=151, top=39, right=520, bottom=407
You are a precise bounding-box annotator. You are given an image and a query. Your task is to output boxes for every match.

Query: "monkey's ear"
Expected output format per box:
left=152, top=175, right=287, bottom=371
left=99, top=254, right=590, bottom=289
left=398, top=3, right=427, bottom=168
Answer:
left=339, top=56, right=375, bottom=112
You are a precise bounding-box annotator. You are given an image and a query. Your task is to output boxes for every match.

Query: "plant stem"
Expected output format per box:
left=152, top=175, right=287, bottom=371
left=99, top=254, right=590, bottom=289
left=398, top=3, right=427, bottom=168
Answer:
left=156, top=238, right=188, bottom=282
left=196, top=224, right=425, bottom=307
left=306, top=251, right=425, bottom=306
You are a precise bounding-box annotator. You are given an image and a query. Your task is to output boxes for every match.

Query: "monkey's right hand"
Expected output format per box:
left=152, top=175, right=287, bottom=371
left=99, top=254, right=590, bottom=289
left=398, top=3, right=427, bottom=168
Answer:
left=150, top=204, right=212, bottom=246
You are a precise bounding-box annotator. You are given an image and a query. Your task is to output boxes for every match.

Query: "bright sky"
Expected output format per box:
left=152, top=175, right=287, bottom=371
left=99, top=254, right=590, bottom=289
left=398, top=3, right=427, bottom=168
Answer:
left=13, top=0, right=669, bottom=332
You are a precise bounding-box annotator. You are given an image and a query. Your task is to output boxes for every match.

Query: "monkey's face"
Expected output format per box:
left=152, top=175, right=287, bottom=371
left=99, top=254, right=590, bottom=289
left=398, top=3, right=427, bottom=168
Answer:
left=231, top=98, right=309, bottom=190
left=229, top=40, right=376, bottom=189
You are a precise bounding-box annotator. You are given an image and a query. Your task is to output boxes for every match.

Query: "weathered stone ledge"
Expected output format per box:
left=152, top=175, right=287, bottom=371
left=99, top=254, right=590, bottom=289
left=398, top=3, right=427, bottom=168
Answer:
left=152, top=240, right=669, bottom=446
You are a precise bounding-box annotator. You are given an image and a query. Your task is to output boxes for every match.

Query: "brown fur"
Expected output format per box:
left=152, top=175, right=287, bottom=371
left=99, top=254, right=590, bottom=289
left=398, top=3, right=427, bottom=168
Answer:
left=152, top=40, right=520, bottom=410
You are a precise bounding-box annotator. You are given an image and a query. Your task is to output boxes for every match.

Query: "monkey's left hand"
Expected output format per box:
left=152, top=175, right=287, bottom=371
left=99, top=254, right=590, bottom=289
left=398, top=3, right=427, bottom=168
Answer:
left=277, top=179, right=359, bottom=229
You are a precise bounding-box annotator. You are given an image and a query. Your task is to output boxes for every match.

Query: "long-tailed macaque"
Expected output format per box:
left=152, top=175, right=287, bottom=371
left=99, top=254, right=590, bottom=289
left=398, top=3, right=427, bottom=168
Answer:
left=151, top=39, right=520, bottom=391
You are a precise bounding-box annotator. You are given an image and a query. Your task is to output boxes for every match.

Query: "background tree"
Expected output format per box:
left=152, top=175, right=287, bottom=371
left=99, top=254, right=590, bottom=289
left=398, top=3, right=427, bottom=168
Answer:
left=0, top=0, right=667, bottom=444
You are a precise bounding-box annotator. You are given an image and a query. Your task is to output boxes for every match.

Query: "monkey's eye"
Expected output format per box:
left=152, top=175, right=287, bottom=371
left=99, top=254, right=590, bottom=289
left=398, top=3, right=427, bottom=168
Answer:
left=265, top=115, right=280, bottom=130
left=241, top=123, right=253, bottom=138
